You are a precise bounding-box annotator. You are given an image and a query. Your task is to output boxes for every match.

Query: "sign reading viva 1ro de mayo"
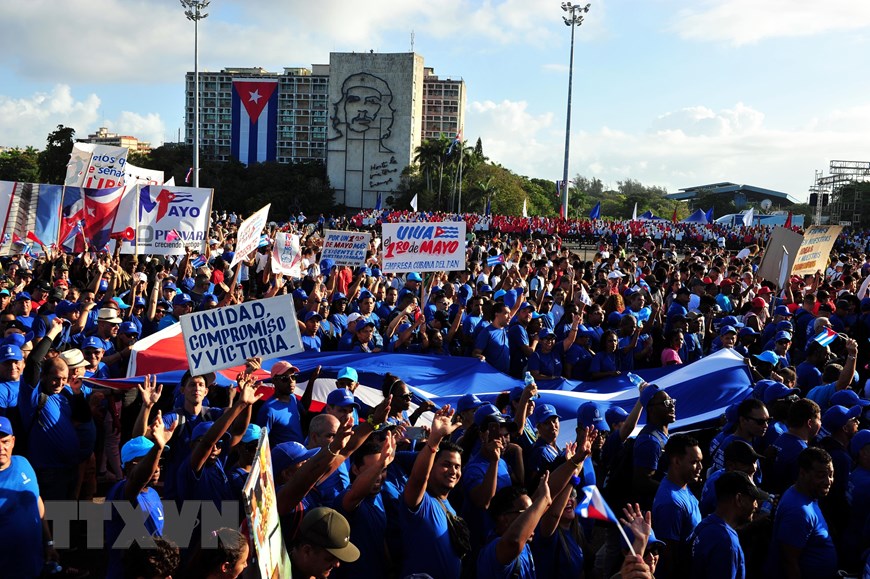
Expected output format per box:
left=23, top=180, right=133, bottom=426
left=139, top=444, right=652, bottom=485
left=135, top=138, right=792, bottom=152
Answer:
left=381, top=221, right=466, bottom=273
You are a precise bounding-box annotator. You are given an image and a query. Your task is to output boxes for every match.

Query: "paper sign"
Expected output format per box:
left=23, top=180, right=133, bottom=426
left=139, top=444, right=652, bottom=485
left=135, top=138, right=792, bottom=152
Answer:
left=243, top=429, right=292, bottom=579
left=381, top=221, right=466, bottom=273
left=757, top=227, right=804, bottom=286
left=123, top=185, right=213, bottom=255
left=179, top=294, right=303, bottom=375
left=321, top=229, right=371, bottom=268
left=791, top=225, right=843, bottom=276
left=64, top=143, right=129, bottom=189
left=232, top=204, right=271, bottom=267
left=271, top=231, right=302, bottom=277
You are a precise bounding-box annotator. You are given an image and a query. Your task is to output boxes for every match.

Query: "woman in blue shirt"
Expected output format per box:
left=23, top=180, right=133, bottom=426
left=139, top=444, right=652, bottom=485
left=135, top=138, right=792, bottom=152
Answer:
left=589, top=330, right=622, bottom=379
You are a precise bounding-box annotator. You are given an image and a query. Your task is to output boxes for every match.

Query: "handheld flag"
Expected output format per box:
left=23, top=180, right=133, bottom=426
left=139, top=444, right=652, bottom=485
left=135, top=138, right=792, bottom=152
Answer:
left=375, top=191, right=382, bottom=211
left=589, top=202, right=601, bottom=221
left=784, top=211, right=793, bottom=229
left=671, top=207, right=678, bottom=224
left=191, top=254, right=207, bottom=269
left=522, top=198, right=528, bottom=218
left=631, top=202, right=637, bottom=221
left=26, top=231, right=46, bottom=247
left=410, top=193, right=418, bottom=212
left=485, top=196, right=491, bottom=217
left=165, top=229, right=181, bottom=243
left=11, top=233, right=23, bottom=246
left=487, top=254, right=506, bottom=267
left=705, top=207, right=714, bottom=223
left=576, top=485, right=636, bottom=556
left=814, top=328, right=838, bottom=347
left=446, top=129, right=462, bottom=156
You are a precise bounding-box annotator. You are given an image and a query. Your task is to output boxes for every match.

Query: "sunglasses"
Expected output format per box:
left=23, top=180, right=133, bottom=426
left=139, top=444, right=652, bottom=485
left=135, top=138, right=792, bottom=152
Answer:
left=397, top=392, right=413, bottom=401
left=651, top=398, right=677, bottom=409
left=275, top=373, right=298, bottom=381
left=744, top=416, right=771, bottom=425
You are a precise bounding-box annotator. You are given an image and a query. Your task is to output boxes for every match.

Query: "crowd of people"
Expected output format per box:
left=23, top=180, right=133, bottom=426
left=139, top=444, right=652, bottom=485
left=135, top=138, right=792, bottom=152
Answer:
left=1, top=206, right=870, bottom=578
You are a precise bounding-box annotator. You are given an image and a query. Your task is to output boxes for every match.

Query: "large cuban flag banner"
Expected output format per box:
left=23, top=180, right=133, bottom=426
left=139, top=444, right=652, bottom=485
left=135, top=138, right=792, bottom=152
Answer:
left=231, top=79, right=278, bottom=166
left=89, top=325, right=751, bottom=438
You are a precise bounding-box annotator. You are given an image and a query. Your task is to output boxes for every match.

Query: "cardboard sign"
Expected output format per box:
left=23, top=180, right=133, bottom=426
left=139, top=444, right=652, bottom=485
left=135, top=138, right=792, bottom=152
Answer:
left=381, top=221, right=466, bottom=273
left=243, top=429, right=292, bottom=579
left=791, top=225, right=843, bottom=276
left=271, top=231, right=302, bottom=277
left=321, top=229, right=370, bottom=268
left=179, top=294, right=303, bottom=375
left=232, top=204, right=271, bottom=267
left=757, top=227, right=804, bottom=286
left=120, top=185, right=213, bottom=255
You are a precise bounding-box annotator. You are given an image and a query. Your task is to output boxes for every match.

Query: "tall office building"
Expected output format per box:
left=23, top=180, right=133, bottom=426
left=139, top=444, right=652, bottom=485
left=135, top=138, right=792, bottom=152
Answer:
left=185, top=53, right=464, bottom=209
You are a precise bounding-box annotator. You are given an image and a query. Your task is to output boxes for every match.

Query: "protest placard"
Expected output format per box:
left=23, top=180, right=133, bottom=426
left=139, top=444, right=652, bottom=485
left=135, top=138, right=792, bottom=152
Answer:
left=791, top=225, right=843, bottom=276
left=381, top=221, right=466, bottom=273
left=179, top=293, right=303, bottom=375
left=232, top=204, right=271, bottom=267
left=757, top=226, right=804, bottom=286
left=64, top=142, right=130, bottom=189
left=321, top=229, right=371, bottom=268
left=121, top=185, right=213, bottom=255
left=243, top=428, right=292, bottom=579
left=271, top=231, right=302, bottom=277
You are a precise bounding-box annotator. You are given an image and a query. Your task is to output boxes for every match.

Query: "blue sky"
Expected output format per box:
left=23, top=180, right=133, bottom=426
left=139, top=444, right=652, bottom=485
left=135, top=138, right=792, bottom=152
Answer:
left=2, top=0, right=870, bottom=202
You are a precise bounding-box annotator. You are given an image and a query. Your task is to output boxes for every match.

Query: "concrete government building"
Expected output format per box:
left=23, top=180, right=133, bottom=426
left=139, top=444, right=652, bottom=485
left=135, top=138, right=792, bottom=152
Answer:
left=184, top=52, right=465, bottom=209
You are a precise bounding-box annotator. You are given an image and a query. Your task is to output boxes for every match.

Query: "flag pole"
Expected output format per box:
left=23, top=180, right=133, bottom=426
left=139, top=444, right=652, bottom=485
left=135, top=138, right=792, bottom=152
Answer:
left=616, top=523, right=637, bottom=557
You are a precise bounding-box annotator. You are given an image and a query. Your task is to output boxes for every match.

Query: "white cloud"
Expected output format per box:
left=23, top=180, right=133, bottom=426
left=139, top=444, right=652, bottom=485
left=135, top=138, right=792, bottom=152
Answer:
left=106, top=112, right=167, bottom=149
left=542, top=63, right=570, bottom=73
left=673, top=0, right=870, bottom=45
left=466, top=98, right=870, bottom=199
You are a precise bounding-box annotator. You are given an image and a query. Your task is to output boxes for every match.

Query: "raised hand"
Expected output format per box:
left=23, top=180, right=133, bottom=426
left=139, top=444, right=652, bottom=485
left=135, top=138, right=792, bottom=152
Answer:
left=575, top=425, right=597, bottom=459
left=244, top=357, right=262, bottom=375
left=619, top=503, right=651, bottom=556
left=149, top=410, right=177, bottom=447
left=238, top=376, right=263, bottom=406
left=429, top=405, right=459, bottom=442
left=532, top=470, right=552, bottom=506
left=137, top=374, right=163, bottom=408
left=563, top=441, right=577, bottom=464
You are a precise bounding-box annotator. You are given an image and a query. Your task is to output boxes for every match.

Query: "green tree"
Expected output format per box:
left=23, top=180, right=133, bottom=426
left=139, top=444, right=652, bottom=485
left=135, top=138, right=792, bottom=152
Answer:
left=38, top=125, right=75, bottom=184
left=0, top=147, right=40, bottom=182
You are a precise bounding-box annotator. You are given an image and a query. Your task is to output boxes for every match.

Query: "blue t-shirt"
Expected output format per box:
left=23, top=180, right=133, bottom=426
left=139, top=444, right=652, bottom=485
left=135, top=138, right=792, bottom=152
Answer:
left=766, top=486, right=837, bottom=578
left=796, top=361, right=823, bottom=393
left=691, top=513, right=745, bottom=579
left=508, top=323, right=531, bottom=377
left=334, top=491, right=388, bottom=579
left=475, top=325, right=511, bottom=374
left=527, top=348, right=563, bottom=379
left=161, top=406, right=224, bottom=500
left=18, top=382, right=79, bottom=469
left=478, top=536, right=535, bottom=579
left=768, top=432, right=807, bottom=494
left=175, top=454, right=233, bottom=505
left=255, top=397, right=304, bottom=445
left=526, top=439, right=560, bottom=478
left=652, top=477, right=701, bottom=543
left=301, top=334, right=321, bottom=352
left=317, top=460, right=350, bottom=509
left=104, top=481, right=165, bottom=579
left=0, top=455, right=43, bottom=578
left=564, top=344, right=593, bottom=380
left=633, top=424, right=668, bottom=473
left=589, top=351, right=619, bottom=375
left=399, top=493, right=462, bottom=579
left=699, top=468, right=724, bottom=518
left=463, top=454, right=513, bottom=550
left=805, top=383, right=837, bottom=411
left=0, top=379, right=20, bottom=411
left=531, top=524, right=584, bottom=579
left=845, top=466, right=870, bottom=559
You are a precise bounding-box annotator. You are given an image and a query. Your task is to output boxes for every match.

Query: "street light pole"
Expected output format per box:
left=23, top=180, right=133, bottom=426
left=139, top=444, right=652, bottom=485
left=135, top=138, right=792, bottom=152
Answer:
left=560, top=2, right=590, bottom=221
left=181, top=0, right=210, bottom=188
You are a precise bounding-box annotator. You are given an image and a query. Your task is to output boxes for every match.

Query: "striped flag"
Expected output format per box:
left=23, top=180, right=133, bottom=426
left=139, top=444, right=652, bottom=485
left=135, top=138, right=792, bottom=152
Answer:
left=26, top=231, right=46, bottom=246
left=589, top=202, right=601, bottom=221
left=576, top=485, right=619, bottom=523
left=191, top=254, right=207, bottom=269
left=166, top=229, right=181, bottom=243
left=231, top=79, right=278, bottom=166
left=814, top=328, right=838, bottom=347
left=487, top=254, right=505, bottom=267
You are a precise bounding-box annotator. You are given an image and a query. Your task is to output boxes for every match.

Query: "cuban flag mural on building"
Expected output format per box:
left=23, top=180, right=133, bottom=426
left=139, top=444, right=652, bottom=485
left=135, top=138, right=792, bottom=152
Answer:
left=231, top=79, right=278, bottom=166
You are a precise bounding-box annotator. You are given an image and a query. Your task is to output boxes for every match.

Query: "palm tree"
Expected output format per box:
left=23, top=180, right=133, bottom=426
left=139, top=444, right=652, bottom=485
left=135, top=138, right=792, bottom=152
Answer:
left=413, top=139, right=442, bottom=192
left=475, top=176, right=497, bottom=214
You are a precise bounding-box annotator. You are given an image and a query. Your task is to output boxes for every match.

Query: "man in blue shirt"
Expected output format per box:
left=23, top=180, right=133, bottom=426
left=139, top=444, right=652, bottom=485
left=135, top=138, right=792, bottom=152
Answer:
left=507, top=302, right=537, bottom=377
left=691, top=471, right=768, bottom=579
left=473, top=302, right=512, bottom=374
left=710, top=398, right=769, bottom=473
left=766, top=447, right=838, bottom=578
left=767, top=399, right=821, bottom=494
left=255, top=361, right=306, bottom=445
left=0, top=341, right=24, bottom=416
left=652, top=433, right=703, bottom=579
left=400, top=406, right=464, bottom=579
left=477, top=476, right=552, bottom=579
left=0, top=416, right=52, bottom=578
left=633, top=384, right=674, bottom=509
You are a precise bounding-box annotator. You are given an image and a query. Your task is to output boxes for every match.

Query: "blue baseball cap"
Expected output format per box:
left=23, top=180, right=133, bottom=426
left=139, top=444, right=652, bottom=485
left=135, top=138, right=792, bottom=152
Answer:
left=371, top=267, right=382, bottom=278
left=397, top=322, right=413, bottom=334
left=532, top=403, right=562, bottom=426
left=493, top=289, right=507, bottom=300
left=538, top=328, right=556, bottom=339
left=293, top=288, right=308, bottom=301
left=577, top=402, right=608, bottom=431
left=822, top=405, right=861, bottom=432
left=326, top=388, right=359, bottom=408
left=473, top=403, right=517, bottom=430
left=0, top=416, right=12, bottom=436
left=319, top=258, right=335, bottom=275
left=163, top=282, right=177, bottom=291
left=639, top=384, right=663, bottom=407
left=605, top=405, right=629, bottom=428
left=242, top=424, right=262, bottom=444
left=83, top=336, right=106, bottom=351
left=113, top=297, right=130, bottom=310
left=133, top=296, right=146, bottom=308
left=851, top=429, right=870, bottom=457
left=331, top=292, right=347, bottom=303
left=775, top=320, right=794, bottom=332
left=479, top=284, right=493, bottom=294
left=457, top=393, right=485, bottom=414
left=830, top=389, right=870, bottom=409
left=0, top=344, right=22, bottom=363
left=172, top=293, right=193, bottom=306
left=407, top=272, right=423, bottom=282
left=753, top=351, right=780, bottom=366
left=719, top=325, right=738, bottom=336
left=738, top=327, right=758, bottom=337
left=119, top=322, right=140, bottom=336
left=121, top=436, right=155, bottom=465
left=763, top=382, right=800, bottom=405
left=752, top=379, right=777, bottom=401
left=518, top=301, right=534, bottom=312
left=304, top=311, right=323, bottom=322
left=337, top=367, right=358, bottom=382
left=190, top=421, right=231, bottom=443
left=272, top=442, right=319, bottom=476
left=774, top=305, right=791, bottom=317
left=14, top=291, right=31, bottom=302
left=774, top=331, right=793, bottom=343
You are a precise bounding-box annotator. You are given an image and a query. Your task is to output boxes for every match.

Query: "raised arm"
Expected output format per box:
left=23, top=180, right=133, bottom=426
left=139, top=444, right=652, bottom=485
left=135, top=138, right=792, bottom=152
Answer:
left=494, top=471, right=553, bottom=565
left=403, top=405, right=459, bottom=508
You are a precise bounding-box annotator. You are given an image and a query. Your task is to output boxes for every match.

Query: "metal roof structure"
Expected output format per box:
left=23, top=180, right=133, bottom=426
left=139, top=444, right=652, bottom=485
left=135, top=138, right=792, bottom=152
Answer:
left=666, top=182, right=801, bottom=205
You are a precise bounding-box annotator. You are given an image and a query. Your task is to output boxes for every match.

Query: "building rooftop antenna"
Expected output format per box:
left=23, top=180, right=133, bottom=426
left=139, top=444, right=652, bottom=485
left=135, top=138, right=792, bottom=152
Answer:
left=410, top=30, right=415, bottom=52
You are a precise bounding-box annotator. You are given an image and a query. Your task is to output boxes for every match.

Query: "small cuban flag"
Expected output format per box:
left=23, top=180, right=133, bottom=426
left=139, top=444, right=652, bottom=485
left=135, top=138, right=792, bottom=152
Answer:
left=576, top=485, right=636, bottom=555
left=191, top=254, right=207, bottom=269
left=487, top=254, right=505, bottom=267
left=814, top=328, right=838, bottom=347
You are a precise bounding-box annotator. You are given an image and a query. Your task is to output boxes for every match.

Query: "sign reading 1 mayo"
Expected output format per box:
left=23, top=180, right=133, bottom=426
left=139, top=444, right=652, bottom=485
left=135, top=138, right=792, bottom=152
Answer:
left=180, top=294, right=303, bottom=375
left=321, top=229, right=371, bottom=268
left=381, top=221, right=466, bottom=273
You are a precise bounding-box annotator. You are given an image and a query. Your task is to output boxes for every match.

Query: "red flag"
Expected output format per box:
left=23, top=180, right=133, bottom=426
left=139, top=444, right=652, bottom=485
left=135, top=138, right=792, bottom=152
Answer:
left=784, top=211, right=793, bottom=229
left=671, top=207, right=678, bottom=224
left=11, top=233, right=22, bottom=245
left=26, top=231, right=45, bottom=246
